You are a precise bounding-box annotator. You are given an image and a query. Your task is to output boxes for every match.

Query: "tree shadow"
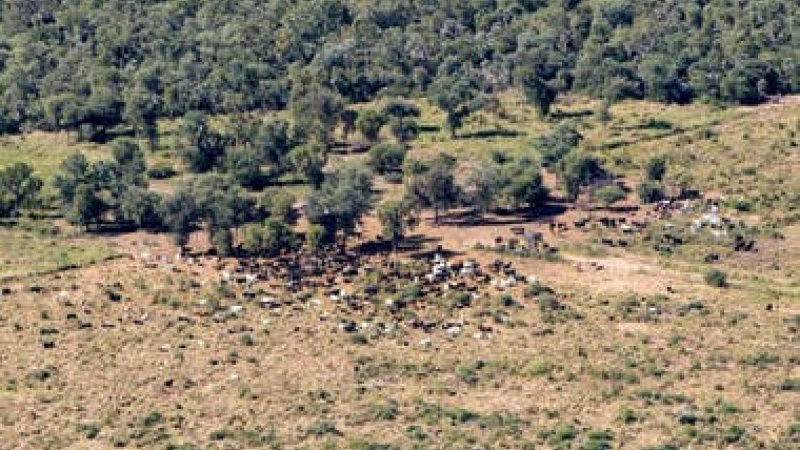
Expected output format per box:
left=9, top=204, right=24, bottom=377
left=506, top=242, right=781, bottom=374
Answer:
left=550, top=108, right=594, bottom=119
left=440, top=203, right=569, bottom=227
left=458, top=128, right=525, bottom=140
left=330, top=141, right=371, bottom=154
left=354, top=234, right=447, bottom=258
left=418, top=124, right=441, bottom=134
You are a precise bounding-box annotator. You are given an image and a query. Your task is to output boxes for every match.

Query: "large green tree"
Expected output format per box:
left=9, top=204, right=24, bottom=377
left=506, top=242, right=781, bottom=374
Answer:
left=0, top=162, right=42, bottom=217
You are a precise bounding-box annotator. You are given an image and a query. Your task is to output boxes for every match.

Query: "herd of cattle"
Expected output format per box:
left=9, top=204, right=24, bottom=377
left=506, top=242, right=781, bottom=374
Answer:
left=169, top=246, right=541, bottom=341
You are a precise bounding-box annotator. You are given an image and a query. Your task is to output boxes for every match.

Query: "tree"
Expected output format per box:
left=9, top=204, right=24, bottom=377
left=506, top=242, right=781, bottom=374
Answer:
left=515, top=66, right=558, bottom=117
left=504, top=158, right=549, bottom=210
left=463, top=163, right=507, bottom=219
left=123, top=80, right=163, bottom=151
left=54, top=153, right=92, bottom=205
left=290, top=81, right=344, bottom=144
left=429, top=76, right=480, bottom=139
left=289, top=143, right=328, bottom=187
left=120, top=188, right=162, bottom=230
left=636, top=180, right=665, bottom=204
left=161, top=186, right=200, bottom=247
left=67, top=183, right=104, bottom=230
left=261, top=189, right=296, bottom=223
left=111, top=139, right=147, bottom=188
left=211, top=228, right=234, bottom=257
left=592, top=184, right=626, bottom=208
left=305, top=224, right=327, bottom=254
left=643, top=155, right=667, bottom=182
left=307, top=162, right=373, bottom=243
left=534, top=124, right=583, bottom=167
left=382, top=100, right=421, bottom=119
left=191, top=174, right=254, bottom=248
left=356, top=109, right=385, bottom=143
left=243, top=219, right=298, bottom=257
left=378, top=200, right=418, bottom=251
left=405, top=155, right=460, bottom=225
left=340, top=109, right=358, bottom=140
left=389, top=117, right=419, bottom=143
left=368, top=143, right=407, bottom=175
left=179, top=111, right=226, bottom=173
left=223, top=146, right=264, bottom=189
left=0, top=163, right=42, bottom=217
left=256, top=119, right=293, bottom=169
left=557, top=151, right=609, bottom=202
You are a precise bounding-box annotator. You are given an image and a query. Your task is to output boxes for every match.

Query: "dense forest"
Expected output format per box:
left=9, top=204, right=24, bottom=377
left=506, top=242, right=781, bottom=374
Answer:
left=0, top=0, right=797, bottom=138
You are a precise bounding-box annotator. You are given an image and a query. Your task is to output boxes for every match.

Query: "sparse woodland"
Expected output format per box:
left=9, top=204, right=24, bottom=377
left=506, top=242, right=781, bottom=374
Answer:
left=0, top=1, right=798, bottom=450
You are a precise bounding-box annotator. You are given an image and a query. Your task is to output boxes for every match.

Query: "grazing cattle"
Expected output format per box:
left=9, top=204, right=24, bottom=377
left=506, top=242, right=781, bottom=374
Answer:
left=599, top=217, right=617, bottom=228
left=574, top=217, right=590, bottom=228
left=600, top=237, right=616, bottom=247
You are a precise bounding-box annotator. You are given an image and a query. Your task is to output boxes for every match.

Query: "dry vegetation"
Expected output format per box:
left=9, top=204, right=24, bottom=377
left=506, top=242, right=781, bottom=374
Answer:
left=1, top=97, right=798, bottom=450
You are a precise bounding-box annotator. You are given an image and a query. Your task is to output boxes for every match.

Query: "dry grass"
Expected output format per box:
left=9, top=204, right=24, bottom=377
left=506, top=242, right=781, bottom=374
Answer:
left=1, top=95, right=799, bottom=450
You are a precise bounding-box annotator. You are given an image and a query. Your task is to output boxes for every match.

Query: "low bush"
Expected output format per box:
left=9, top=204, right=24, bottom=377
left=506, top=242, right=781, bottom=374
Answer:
left=704, top=269, right=728, bottom=287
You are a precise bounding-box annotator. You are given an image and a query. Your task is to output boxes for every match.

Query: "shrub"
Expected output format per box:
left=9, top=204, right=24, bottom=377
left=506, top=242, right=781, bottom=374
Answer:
left=368, top=143, right=407, bottom=175
left=644, top=155, right=668, bottom=181
left=637, top=181, right=665, bottom=203
left=147, top=165, right=178, bottom=180
left=593, top=184, right=626, bottom=207
left=383, top=171, right=404, bottom=184
left=583, top=429, right=614, bottom=450
left=305, top=421, right=340, bottom=437
left=704, top=269, right=728, bottom=287
left=525, top=359, right=553, bottom=377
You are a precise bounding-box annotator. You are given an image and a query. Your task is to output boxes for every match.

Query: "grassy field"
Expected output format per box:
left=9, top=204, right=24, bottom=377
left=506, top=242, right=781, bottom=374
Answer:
left=0, top=95, right=798, bottom=450
left=0, top=220, right=117, bottom=281
left=0, top=248, right=796, bottom=450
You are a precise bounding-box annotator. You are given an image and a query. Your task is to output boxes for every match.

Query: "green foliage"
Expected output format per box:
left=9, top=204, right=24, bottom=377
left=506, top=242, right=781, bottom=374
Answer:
left=0, top=0, right=795, bottom=144
left=377, top=200, right=417, bottom=246
left=290, top=78, right=344, bottom=144
left=160, top=186, right=200, bottom=247
left=261, top=189, right=296, bottom=223
left=178, top=112, right=227, bottom=173
left=307, top=162, right=373, bottom=242
left=404, top=156, right=460, bottom=224
left=534, top=124, right=583, bottom=167
left=305, top=224, right=327, bottom=253
left=368, top=143, right=408, bottom=175
left=223, top=146, right=264, bottom=189
left=429, top=76, right=482, bottom=138
left=463, top=163, right=506, bottom=217
left=389, top=117, right=419, bottom=143
left=637, top=181, right=665, bottom=204
left=504, top=157, right=549, bottom=209
left=704, top=269, right=728, bottom=288
left=161, top=174, right=253, bottom=250
left=120, top=188, right=163, bottom=230
left=592, top=184, right=626, bottom=207
left=289, top=143, right=327, bottom=188
left=356, top=109, right=386, bottom=143
left=644, top=155, right=668, bottom=182
left=557, top=151, right=609, bottom=202
left=0, top=162, right=42, bottom=217
left=515, top=63, right=558, bottom=117
left=242, top=219, right=298, bottom=257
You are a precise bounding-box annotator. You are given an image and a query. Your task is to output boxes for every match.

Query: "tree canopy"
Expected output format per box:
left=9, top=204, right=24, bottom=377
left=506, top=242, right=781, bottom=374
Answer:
left=0, top=0, right=794, bottom=139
